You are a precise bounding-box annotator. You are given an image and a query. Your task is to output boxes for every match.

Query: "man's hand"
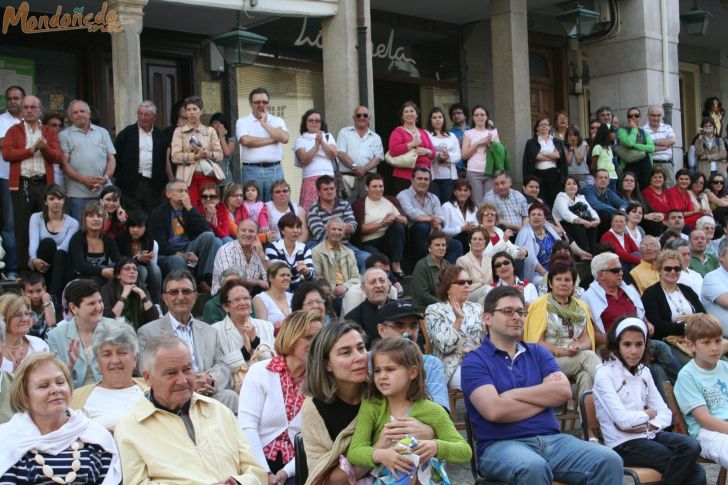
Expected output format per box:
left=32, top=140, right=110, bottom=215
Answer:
left=180, top=192, right=193, bottom=210
left=333, top=284, right=348, bottom=299
left=185, top=252, right=199, bottom=265
left=34, top=137, right=48, bottom=152
left=194, top=372, right=215, bottom=395
left=353, top=166, right=369, bottom=178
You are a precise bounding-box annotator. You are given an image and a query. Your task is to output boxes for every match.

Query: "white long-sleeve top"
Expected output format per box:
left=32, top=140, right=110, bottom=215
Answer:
left=237, top=359, right=302, bottom=478
left=552, top=192, right=599, bottom=224
left=440, top=202, right=478, bottom=236
left=428, top=132, right=461, bottom=180
left=593, top=358, right=672, bottom=449
left=483, top=226, right=521, bottom=259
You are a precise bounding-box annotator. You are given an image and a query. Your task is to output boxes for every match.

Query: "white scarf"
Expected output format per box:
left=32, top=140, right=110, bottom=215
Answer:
left=0, top=409, right=122, bottom=484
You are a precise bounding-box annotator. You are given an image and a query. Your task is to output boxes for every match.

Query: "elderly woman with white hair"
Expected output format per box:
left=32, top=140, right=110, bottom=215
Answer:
left=70, top=323, right=146, bottom=432
left=695, top=215, right=721, bottom=257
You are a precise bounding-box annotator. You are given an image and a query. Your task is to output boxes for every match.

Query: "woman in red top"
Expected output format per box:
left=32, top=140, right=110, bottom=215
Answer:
left=600, top=210, right=640, bottom=269
left=666, top=168, right=701, bottom=228
left=641, top=166, right=670, bottom=216
left=388, top=101, right=435, bottom=193
left=197, top=183, right=233, bottom=243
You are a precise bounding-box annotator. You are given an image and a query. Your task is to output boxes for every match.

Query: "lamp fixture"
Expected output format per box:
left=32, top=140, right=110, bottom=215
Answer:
left=557, top=2, right=601, bottom=39
left=680, top=0, right=713, bottom=37
left=213, top=12, right=267, bottom=67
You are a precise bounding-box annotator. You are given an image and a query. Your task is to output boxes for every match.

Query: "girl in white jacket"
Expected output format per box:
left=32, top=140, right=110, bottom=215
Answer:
left=593, top=317, right=704, bottom=485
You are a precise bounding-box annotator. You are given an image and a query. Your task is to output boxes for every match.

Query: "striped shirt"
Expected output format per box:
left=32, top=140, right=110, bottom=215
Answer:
left=307, top=198, right=357, bottom=243
left=265, top=239, right=315, bottom=290
left=0, top=443, right=112, bottom=484
left=482, top=189, right=529, bottom=228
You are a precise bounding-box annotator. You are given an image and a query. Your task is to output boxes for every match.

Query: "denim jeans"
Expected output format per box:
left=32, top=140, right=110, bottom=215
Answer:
left=478, top=434, right=624, bottom=485
left=242, top=163, right=284, bottom=202
left=68, top=197, right=96, bottom=223
left=613, top=432, right=704, bottom=485
left=137, top=262, right=163, bottom=305
left=0, top=178, right=17, bottom=272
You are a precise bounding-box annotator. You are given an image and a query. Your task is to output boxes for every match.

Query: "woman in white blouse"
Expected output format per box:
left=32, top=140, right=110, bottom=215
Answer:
left=593, top=317, right=704, bottom=484
left=294, top=109, right=337, bottom=210
left=0, top=294, right=48, bottom=374
left=456, top=227, right=492, bottom=304
left=552, top=175, right=599, bottom=260
left=427, top=107, right=462, bottom=204
left=441, top=179, right=478, bottom=254
left=476, top=203, right=527, bottom=260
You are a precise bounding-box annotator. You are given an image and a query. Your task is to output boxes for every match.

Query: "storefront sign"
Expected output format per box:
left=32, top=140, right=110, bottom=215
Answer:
left=2, top=2, right=134, bottom=34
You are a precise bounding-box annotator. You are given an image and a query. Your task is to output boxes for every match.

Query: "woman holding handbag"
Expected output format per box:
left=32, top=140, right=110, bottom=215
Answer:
left=387, top=101, right=434, bottom=194
left=170, top=96, right=224, bottom=208
left=294, top=109, right=338, bottom=211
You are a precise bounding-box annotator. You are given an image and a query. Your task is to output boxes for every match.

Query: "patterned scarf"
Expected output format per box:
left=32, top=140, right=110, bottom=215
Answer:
left=546, top=293, right=586, bottom=330
left=263, top=355, right=305, bottom=463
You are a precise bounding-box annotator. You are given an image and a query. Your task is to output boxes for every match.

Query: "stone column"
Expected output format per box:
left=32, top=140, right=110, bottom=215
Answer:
left=490, top=0, right=531, bottom=185
left=321, top=0, right=375, bottom=135
left=108, top=0, right=147, bottom=132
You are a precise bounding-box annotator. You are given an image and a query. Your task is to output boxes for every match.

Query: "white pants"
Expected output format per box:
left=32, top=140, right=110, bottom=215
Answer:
left=699, top=428, right=728, bottom=468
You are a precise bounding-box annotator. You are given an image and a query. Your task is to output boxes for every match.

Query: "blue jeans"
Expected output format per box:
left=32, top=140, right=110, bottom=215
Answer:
left=0, top=178, right=16, bottom=272
left=68, top=197, right=96, bottom=223
left=430, top=178, right=454, bottom=205
left=343, top=242, right=370, bottom=275
left=242, top=163, right=284, bottom=202
left=478, top=434, right=624, bottom=485
left=613, top=432, right=704, bottom=485
left=137, top=262, right=162, bottom=305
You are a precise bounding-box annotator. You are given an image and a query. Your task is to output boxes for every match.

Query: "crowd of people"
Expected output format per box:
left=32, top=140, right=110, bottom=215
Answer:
left=2, top=82, right=728, bottom=484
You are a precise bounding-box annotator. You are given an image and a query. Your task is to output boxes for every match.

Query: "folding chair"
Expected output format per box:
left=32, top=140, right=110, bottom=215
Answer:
left=579, top=390, right=663, bottom=485
left=662, top=381, right=727, bottom=485
left=294, top=433, right=308, bottom=485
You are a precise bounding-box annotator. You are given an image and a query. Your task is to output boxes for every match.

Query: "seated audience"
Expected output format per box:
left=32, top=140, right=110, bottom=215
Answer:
left=629, top=235, right=661, bottom=294
left=701, top=238, right=728, bottom=333
left=0, top=353, right=121, bottom=483
left=535, top=243, right=580, bottom=296
left=211, top=218, right=267, bottom=295
left=70, top=324, right=146, bottom=431
left=100, top=257, right=159, bottom=330
left=476, top=203, right=527, bottom=260
left=312, top=217, right=360, bottom=310
left=197, top=182, right=234, bottom=244
left=441, top=178, right=479, bottom=253
left=425, top=266, right=484, bottom=389
left=667, top=168, right=702, bottom=229
left=99, top=185, right=126, bottom=240
left=624, top=202, right=646, bottom=246
left=411, top=231, right=451, bottom=308
left=203, top=268, right=247, bottom=324
left=252, top=262, right=293, bottom=330
left=238, top=310, right=323, bottom=484
left=582, top=169, right=628, bottom=235
left=689, top=229, right=719, bottom=277
left=689, top=172, right=712, bottom=219
left=696, top=215, right=720, bottom=257
left=487, top=251, right=538, bottom=306
left=667, top=238, right=705, bottom=295
left=552, top=175, right=599, bottom=258
left=265, top=179, right=309, bottom=242
left=239, top=180, right=270, bottom=235
left=68, top=201, right=120, bottom=287
left=462, top=286, right=623, bottom=484
left=340, top=254, right=399, bottom=317
left=600, top=210, right=641, bottom=270
left=482, top=171, right=529, bottom=232
left=515, top=202, right=562, bottom=286
left=222, top=182, right=245, bottom=235
left=291, top=280, right=337, bottom=326
left=706, top=173, right=728, bottom=225
left=619, top=171, right=663, bottom=236
left=345, top=267, right=393, bottom=345
left=115, top=210, right=162, bottom=304
left=0, top=294, right=48, bottom=374
left=594, top=318, right=704, bottom=484
left=641, top=166, right=671, bottom=219
left=456, top=227, right=493, bottom=303
left=20, top=272, right=56, bottom=339
left=664, top=209, right=689, bottom=240
left=115, top=336, right=266, bottom=483
left=264, top=213, right=315, bottom=291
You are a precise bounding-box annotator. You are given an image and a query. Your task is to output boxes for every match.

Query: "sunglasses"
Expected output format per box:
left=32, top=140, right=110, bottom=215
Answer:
left=454, top=279, right=473, bottom=286
left=494, top=260, right=512, bottom=269
left=355, top=113, right=369, bottom=119
left=662, top=266, right=682, bottom=273
left=201, top=194, right=218, bottom=200
left=712, top=181, right=725, bottom=185
left=164, top=288, right=196, bottom=296
left=601, top=267, right=623, bottom=274
left=627, top=113, right=640, bottom=119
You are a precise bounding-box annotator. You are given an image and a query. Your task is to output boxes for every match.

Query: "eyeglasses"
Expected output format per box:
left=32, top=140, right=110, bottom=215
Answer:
left=494, top=260, right=512, bottom=269
left=355, top=113, right=369, bottom=119
left=303, top=299, right=325, bottom=306
left=493, top=308, right=527, bottom=318
left=201, top=194, right=218, bottom=200
left=482, top=211, right=497, bottom=217
left=273, top=189, right=289, bottom=194
left=252, top=100, right=269, bottom=105
left=47, top=122, right=63, bottom=128
left=164, top=288, right=196, bottom=296
left=662, top=266, right=682, bottom=273
left=627, top=113, right=640, bottom=119
left=600, top=267, right=623, bottom=274
left=453, top=279, right=473, bottom=286
left=13, top=311, right=32, bottom=319
left=383, top=321, right=420, bottom=332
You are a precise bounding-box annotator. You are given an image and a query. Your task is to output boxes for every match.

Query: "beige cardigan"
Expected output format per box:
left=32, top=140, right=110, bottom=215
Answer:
left=70, top=377, right=149, bottom=410
left=170, top=123, right=224, bottom=184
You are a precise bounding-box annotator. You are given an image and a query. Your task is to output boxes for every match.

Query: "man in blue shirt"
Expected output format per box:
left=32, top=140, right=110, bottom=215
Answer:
left=581, top=169, right=627, bottom=236
left=462, top=286, right=623, bottom=484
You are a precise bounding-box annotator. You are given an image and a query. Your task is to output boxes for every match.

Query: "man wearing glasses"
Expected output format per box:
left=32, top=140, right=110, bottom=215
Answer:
left=616, top=107, right=655, bottom=189
left=462, top=286, right=624, bottom=484
left=643, top=106, right=676, bottom=188
left=235, top=87, right=289, bottom=202
left=138, top=269, right=238, bottom=411
left=1, top=95, right=62, bottom=270
left=336, top=105, right=383, bottom=201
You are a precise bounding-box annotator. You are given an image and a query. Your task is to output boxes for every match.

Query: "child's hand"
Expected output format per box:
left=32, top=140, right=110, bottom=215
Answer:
left=372, top=448, right=415, bottom=476
left=412, top=439, right=438, bottom=462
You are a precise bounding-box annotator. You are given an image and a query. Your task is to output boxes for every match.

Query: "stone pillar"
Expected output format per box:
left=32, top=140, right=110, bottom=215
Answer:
left=490, top=0, right=531, bottom=185
left=462, top=20, right=494, bottom=113
left=321, top=0, right=375, bottom=135
left=108, top=0, right=147, bottom=132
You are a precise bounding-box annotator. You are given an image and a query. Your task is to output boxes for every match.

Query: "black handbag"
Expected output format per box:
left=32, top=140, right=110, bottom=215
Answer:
left=569, top=202, right=593, bottom=221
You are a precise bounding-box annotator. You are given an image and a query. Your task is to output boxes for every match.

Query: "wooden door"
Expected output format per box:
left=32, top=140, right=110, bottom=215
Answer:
left=528, top=43, right=567, bottom=126
left=530, top=82, right=555, bottom=127
left=144, top=61, right=181, bottom=129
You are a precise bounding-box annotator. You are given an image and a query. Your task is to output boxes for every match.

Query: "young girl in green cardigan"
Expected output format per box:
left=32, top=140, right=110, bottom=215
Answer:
left=347, top=337, right=471, bottom=483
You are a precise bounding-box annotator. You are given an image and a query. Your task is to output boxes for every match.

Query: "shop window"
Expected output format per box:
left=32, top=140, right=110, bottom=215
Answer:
left=529, top=52, right=550, bottom=81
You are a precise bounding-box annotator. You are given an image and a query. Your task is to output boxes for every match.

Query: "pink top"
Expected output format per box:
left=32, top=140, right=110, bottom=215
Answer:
left=388, top=126, right=434, bottom=180
left=465, top=128, right=499, bottom=173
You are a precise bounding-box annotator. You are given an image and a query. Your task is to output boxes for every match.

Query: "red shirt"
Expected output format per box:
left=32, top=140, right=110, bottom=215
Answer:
left=666, top=187, right=700, bottom=228
left=600, top=287, right=638, bottom=332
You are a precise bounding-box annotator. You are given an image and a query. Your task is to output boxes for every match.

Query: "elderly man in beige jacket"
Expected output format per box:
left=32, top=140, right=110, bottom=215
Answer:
left=312, top=217, right=360, bottom=307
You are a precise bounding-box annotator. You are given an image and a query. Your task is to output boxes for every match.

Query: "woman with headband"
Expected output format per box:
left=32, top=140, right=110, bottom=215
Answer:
left=592, top=317, right=704, bottom=485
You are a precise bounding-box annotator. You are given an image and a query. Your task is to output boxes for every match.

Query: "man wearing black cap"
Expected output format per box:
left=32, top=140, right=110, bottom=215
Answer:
left=375, top=300, right=449, bottom=411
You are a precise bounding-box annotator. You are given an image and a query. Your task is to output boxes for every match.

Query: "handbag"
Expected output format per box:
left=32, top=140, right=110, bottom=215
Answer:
left=614, top=144, right=646, bottom=164
left=231, top=343, right=276, bottom=393
left=568, top=202, right=593, bottom=221
left=197, top=158, right=226, bottom=181
left=384, top=149, right=418, bottom=169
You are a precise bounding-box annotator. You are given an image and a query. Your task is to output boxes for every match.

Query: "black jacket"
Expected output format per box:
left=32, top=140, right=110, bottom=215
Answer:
left=642, top=282, right=705, bottom=340
left=114, top=123, right=168, bottom=194
left=522, top=137, right=568, bottom=181
left=149, top=201, right=211, bottom=256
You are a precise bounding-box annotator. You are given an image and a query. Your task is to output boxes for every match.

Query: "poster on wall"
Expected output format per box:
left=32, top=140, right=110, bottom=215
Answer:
left=0, top=56, right=34, bottom=106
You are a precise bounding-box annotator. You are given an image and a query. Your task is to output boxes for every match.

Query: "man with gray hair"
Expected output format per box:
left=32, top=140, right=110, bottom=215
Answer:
left=667, top=237, right=704, bottom=294
left=115, top=335, right=267, bottom=484
left=0, top=318, right=11, bottom=424
left=643, top=106, right=676, bottom=187
left=629, top=235, right=661, bottom=294
left=312, top=216, right=360, bottom=308
left=114, top=100, right=170, bottom=212
left=59, top=99, right=116, bottom=221
left=696, top=215, right=721, bottom=257
left=701, top=238, right=728, bottom=334
left=344, top=266, right=393, bottom=346
left=482, top=170, right=529, bottom=232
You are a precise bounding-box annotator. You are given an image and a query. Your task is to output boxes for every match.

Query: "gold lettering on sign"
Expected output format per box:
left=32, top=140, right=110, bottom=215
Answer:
left=2, top=2, right=134, bottom=35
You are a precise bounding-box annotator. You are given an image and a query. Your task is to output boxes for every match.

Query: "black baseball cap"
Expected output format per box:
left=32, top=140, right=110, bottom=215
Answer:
left=377, top=300, right=422, bottom=323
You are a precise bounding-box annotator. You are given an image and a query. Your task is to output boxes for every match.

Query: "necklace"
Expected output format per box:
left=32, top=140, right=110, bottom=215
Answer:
left=32, top=440, right=82, bottom=484
left=4, top=340, right=28, bottom=368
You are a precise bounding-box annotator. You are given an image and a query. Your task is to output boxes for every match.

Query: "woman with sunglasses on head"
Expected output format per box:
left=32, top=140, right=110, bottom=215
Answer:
left=689, top=172, right=713, bottom=219
left=198, top=183, right=234, bottom=245
left=486, top=251, right=538, bottom=306
left=617, top=108, right=654, bottom=190
left=641, top=249, right=705, bottom=364
left=265, top=180, right=309, bottom=243
left=294, top=109, right=337, bottom=210
left=425, top=266, right=483, bottom=390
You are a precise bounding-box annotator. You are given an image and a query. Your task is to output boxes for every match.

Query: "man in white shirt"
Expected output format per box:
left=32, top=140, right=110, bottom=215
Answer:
left=235, top=87, right=289, bottom=202
left=336, top=106, right=383, bottom=201
left=643, top=106, right=676, bottom=187
left=0, top=85, right=24, bottom=279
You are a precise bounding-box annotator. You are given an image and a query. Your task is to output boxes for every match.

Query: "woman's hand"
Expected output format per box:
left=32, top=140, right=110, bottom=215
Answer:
left=645, top=408, right=657, bottom=420
left=415, top=147, right=431, bottom=157
left=116, top=207, right=128, bottom=224
left=121, top=284, right=135, bottom=298
left=372, top=449, right=415, bottom=477
left=412, top=439, right=439, bottom=463
left=243, top=323, right=257, bottom=344
left=137, top=250, right=153, bottom=264
left=516, top=247, right=527, bottom=259
left=67, top=338, right=80, bottom=371
left=30, top=257, right=50, bottom=273
left=450, top=298, right=464, bottom=321
left=503, top=228, right=514, bottom=241
left=274, top=469, right=288, bottom=485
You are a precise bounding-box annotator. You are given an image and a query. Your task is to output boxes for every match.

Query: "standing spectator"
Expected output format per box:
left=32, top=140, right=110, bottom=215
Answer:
left=113, top=100, right=169, bottom=213
left=616, top=107, right=654, bottom=189
left=552, top=110, right=569, bottom=140
left=0, top=86, right=24, bottom=280
left=523, top=115, right=567, bottom=207
left=388, top=101, right=434, bottom=194
left=170, top=96, right=224, bottom=208
left=265, top=179, right=309, bottom=242
left=236, top=87, right=289, bottom=202
left=210, top=112, right=239, bottom=184
left=294, top=108, right=337, bottom=210
left=427, top=107, right=461, bottom=203
left=59, top=99, right=115, bottom=221
left=591, top=124, right=617, bottom=190
left=265, top=212, right=315, bottom=291
left=483, top=171, right=529, bottom=232
left=68, top=201, right=120, bottom=287
left=115, top=210, right=162, bottom=305
left=336, top=105, right=383, bottom=201
left=643, top=106, right=676, bottom=187
left=690, top=229, right=719, bottom=277
left=2, top=95, right=62, bottom=270
left=449, top=103, right=470, bottom=177
left=701, top=238, right=728, bottom=332
left=43, top=112, right=66, bottom=186
left=695, top=117, right=727, bottom=178
left=212, top=218, right=268, bottom=295
left=462, top=105, right=499, bottom=204
left=565, top=125, right=590, bottom=187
